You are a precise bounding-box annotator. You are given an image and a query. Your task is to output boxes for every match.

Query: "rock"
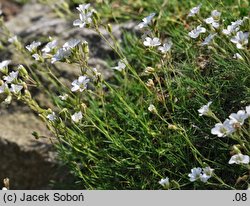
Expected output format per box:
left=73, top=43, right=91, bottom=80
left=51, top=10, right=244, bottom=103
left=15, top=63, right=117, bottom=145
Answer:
left=0, top=105, right=74, bottom=189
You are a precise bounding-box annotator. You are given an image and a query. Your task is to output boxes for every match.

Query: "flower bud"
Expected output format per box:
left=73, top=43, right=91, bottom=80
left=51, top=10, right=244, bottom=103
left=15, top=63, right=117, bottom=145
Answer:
left=148, top=104, right=157, bottom=113
left=18, top=65, right=29, bottom=79
left=168, top=124, right=178, bottom=130
left=4, top=95, right=12, bottom=104
left=107, top=24, right=112, bottom=33
left=146, top=79, right=154, bottom=88
left=144, top=67, right=155, bottom=75
left=81, top=103, right=87, bottom=113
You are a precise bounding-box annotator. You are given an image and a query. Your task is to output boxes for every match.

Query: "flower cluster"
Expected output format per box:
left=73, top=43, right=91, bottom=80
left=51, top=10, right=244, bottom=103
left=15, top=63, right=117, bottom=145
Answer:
left=187, top=4, right=249, bottom=53
left=211, top=106, right=249, bottom=137
left=0, top=60, right=25, bottom=103
left=137, top=13, right=173, bottom=54
left=25, top=37, right=86, bottom=64
left=188, top=166, right=214, bottom=183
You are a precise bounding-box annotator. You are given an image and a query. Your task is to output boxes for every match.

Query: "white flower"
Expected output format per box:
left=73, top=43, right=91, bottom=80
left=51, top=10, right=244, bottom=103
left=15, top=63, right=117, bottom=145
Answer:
left=229, top=110, right=248, bottom=125
left=71, top=76, right=89, bottom=92
left=47, top=112, right=56, bottom=121
left=188, top=167, right=202, bottom=182
left=73, top=11, right=93, bottom=28
left=10, top=84, right=23, bottom=94
left=42, top=40, right=57, bottom=53
left=188, top=4, right=202, bottom=17
left=159, top=177, right=169, bottom=188
left=26, top=41, right=41, bottom=52
left=63, top=39, right=81, bottom=49
left=76, top=3, right=91, bottom=13
left=202, top=166, right=214, bottom=177
left=158, top=39, right=173, bottom=53
left=222, top=19, right=243, bottom=36
left=4, top=71, right=19, bottom=83
left=112, top=60, right=126, bottom=72
left=211, top=119, right=235, bottom=137
left=8, top=35, right=18, bottom=43
left=137, top=13, right=156, bottom=29
left=189, top=167, right=214, bottom=182
left=51, top=48, right=71, bottom=63
left=204, top=10, right=221, bottom=28
left=233, top=53, right=244, bottom=60
left=0, top=83, right=8, bottom=94
left=143, top=37, right=161, bottom=47
left=32, top=53, right=41, bottom=61
left=0, top=60, right=11, bottom=71
left=188, top=25, right=206, bottom=39
left=201, top=33, right=217, bottom=46
left=198, top=101, right=212, bottom=116
left=230, top=31, right=249, bottom=49
left=246, top=105, right=250, bottom=116
left=71, top=111, right=83, bottom=123
left=59, top=94, right=69, bottom=101
left=148, top=104, right=157, bottom=113
left=211, top=10, right=221, bottom=19
left=229, top=153, right=250, bottom=164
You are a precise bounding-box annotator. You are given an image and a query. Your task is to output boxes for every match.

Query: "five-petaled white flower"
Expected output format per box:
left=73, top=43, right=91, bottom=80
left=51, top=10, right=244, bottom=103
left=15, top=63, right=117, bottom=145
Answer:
left=4, top=71, right=19, bottom=83
left=204, top=10, right=221, bottom=28
left=229, top=110, right=248, bottom=126
left=158, top=39, right=173, bottom=53
left=229, top=153, right=250, bottom=164
left=230, top=31, right=249, bottom=49
left=71, top=76, right=89, bottom=92
left=198, top=101, right=212, bottom=116
left=42, top=39, right=58, bottom=53
left=201, top=33, right=217, bottom=46
left=188, top=167, right=202, bottom=182
left=188, top=25, right=206, bottom=39
left=188, top=4, right=202, bottom=17
left=211, top=119, right=235, bottom=137
left=143, top=37, right=161, bottom=47
left=112, top=60, right=126, bottom=72
left=73, top=11, right=93, bottom=28
left=222, top=19, right=243, bottom=36
left=71, top=111, right=83, bottom=123
left=47, top=112, right=56, bottom=121
left=26, top=41, right=41, bottom=52
left=137, top=13, right=156, bottom=29
left=10, top=84, right=23, bottom=94
left=51, top=48, right=71, bottom=64
left=159, top=177, right=170, bottom=188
